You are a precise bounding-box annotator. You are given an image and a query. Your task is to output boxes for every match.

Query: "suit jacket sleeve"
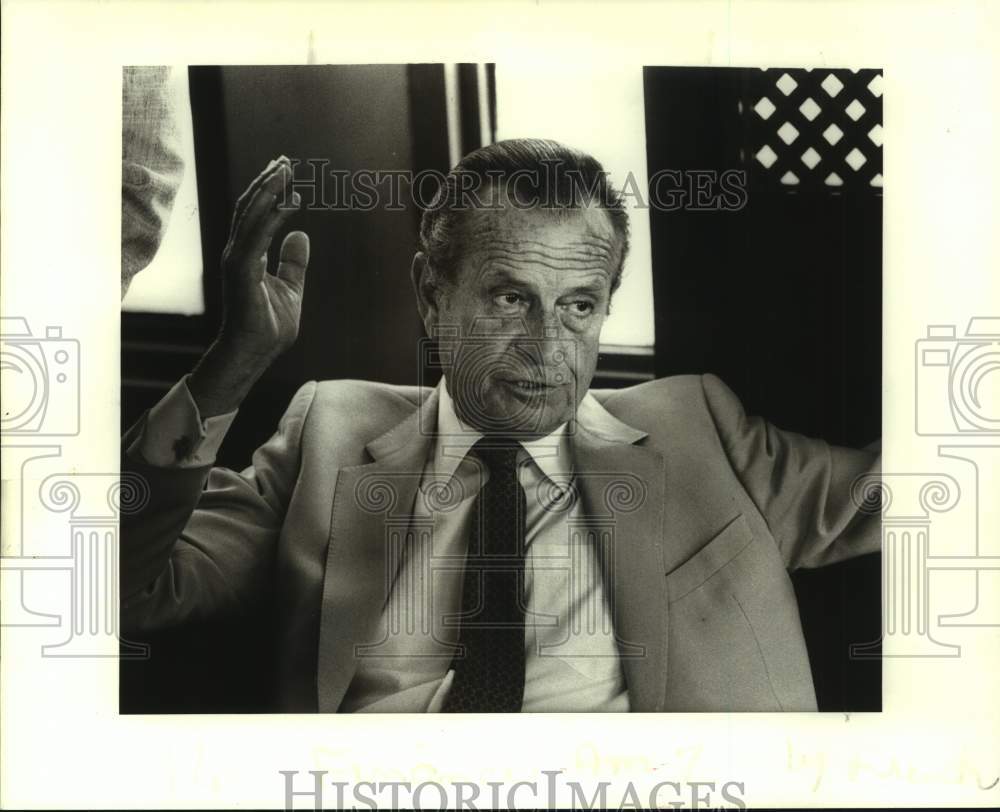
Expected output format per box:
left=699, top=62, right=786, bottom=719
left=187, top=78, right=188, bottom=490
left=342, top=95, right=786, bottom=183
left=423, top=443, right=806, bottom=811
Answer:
left=700, top=373, right=881, bottom=570
left=120, top=381, right=317, bottom=635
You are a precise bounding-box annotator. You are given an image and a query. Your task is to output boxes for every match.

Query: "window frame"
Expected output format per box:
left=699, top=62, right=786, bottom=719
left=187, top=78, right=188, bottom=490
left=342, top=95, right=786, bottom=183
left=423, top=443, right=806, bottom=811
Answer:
left=122, top=67, right=229, bottom=391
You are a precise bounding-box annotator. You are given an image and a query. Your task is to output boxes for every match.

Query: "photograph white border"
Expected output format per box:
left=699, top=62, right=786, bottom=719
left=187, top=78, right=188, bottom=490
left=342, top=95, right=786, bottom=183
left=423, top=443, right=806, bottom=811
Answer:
left=2, top=1, right=998, bottom=808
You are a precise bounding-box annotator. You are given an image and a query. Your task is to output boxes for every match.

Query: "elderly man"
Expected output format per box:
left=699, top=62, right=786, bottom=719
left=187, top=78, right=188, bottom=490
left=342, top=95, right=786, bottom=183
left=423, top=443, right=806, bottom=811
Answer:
left=122, top=139, right=881, bottom=713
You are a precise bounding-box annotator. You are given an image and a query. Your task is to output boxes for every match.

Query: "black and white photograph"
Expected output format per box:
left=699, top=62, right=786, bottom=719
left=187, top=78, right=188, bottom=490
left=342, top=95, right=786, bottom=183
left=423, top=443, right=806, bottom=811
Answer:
left=2, top=1, right=998, bottom=810
left=119, top=63, right=883, bottom=716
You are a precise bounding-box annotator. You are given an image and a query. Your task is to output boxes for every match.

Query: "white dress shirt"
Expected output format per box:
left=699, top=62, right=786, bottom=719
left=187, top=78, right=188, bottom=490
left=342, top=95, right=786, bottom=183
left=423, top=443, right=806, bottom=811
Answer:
left=135, top=377, right=629, bottom=712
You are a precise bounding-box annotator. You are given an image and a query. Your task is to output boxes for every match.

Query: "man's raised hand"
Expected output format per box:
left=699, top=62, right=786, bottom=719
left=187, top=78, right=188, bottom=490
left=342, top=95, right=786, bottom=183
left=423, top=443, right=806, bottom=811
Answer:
left=220, top=156, right=310, bottom=360
left=188, top=157, right=311, bottom=418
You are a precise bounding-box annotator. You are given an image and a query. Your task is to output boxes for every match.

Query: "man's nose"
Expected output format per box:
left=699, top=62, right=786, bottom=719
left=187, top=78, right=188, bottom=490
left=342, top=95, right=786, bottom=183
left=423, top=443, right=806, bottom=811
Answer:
left=530, top=315, right=573, bottom=369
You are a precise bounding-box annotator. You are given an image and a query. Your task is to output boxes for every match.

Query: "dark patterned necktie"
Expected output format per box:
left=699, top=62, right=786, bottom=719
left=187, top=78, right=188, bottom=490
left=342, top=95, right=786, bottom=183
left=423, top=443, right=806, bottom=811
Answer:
left=442, top=437, right=527, bottom=712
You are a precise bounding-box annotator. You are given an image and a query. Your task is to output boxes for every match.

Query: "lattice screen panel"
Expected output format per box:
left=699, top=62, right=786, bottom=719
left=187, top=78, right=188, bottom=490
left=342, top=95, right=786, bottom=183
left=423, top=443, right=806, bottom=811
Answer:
left=741, top=68, right=883, bottom=194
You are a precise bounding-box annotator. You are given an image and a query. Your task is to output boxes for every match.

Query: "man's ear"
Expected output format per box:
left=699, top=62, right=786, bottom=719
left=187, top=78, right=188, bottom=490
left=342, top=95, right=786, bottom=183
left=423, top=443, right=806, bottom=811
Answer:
left=410, top=251, right=444, bottom=335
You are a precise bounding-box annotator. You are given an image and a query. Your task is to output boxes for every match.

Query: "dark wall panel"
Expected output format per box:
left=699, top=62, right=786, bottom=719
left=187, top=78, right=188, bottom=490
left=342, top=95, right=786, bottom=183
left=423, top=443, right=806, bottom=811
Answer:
left=643, top=67, right=883, bottom=710
left=214, top=65, right=425, bottom=469
left=644, top=67, right=881, bottom=448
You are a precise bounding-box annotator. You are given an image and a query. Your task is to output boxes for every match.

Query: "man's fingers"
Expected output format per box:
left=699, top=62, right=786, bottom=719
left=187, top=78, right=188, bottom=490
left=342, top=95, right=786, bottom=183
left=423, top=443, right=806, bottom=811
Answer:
left=231, top=156, right=290, bottom=226
left=230, top=158, right=276, bottom=228
left=234, top=161, right=293, bottom=246
left=242, top=191, right=301, bottom=275
left=276, top=231, right=310, bottom=292
left=229, top=172, right=296, bottom=274
left=229, top=157, right=294, bottom=246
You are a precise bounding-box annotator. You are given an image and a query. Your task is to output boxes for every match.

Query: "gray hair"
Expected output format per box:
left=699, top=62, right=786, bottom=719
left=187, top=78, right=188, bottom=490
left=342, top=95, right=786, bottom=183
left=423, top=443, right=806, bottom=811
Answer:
left=419, top=138, right=630, bottom=293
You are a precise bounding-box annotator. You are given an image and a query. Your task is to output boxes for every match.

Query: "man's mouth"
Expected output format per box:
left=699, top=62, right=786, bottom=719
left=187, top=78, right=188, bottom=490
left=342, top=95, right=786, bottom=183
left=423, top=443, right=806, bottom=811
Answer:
left=501, top=378, right=557, bottom=391
left=498, top=378, right=563, bottom=400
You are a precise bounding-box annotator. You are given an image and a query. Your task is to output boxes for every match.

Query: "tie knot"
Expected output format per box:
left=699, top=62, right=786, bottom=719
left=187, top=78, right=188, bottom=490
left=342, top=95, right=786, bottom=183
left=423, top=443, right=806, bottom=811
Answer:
left=472, top=436, right=522, bottom=474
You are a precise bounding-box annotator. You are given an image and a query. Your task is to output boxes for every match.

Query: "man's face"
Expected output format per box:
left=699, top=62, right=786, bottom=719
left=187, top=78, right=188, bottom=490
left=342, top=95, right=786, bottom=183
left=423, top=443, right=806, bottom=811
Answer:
left=417, top=204, right=620, bottom=438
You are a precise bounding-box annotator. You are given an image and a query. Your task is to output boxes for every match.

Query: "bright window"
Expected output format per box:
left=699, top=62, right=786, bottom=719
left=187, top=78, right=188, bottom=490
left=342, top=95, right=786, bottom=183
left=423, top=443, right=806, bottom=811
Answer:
left=495, top=64, right=656, bottom=349
left=122, top=68, right=204, bottom=316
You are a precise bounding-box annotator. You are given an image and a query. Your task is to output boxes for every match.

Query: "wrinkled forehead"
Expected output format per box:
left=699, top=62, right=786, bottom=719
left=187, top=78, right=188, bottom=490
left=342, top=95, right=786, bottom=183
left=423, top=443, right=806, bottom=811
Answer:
left=454, top=203, right=622, bottom=281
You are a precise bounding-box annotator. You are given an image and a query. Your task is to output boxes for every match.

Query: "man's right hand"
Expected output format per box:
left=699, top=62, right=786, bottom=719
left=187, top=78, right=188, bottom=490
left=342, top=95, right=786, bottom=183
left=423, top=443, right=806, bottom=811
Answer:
left=188, top=157, right=311, bottom=418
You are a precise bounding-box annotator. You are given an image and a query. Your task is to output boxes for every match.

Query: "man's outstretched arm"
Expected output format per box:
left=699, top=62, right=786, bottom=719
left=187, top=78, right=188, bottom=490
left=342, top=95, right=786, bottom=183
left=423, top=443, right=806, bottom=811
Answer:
left=120, top=156, right=313, bottom=634
left=701, top=373, right=881, bottom=570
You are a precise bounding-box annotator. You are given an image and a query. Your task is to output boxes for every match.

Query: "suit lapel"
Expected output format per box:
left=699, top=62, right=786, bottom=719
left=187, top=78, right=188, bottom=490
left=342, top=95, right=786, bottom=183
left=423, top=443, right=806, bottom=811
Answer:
left=316, top=388, right=437, bottom=712
left=315, top=386, right=671, bottom=713
left=572, top=395, right=669, bottom=712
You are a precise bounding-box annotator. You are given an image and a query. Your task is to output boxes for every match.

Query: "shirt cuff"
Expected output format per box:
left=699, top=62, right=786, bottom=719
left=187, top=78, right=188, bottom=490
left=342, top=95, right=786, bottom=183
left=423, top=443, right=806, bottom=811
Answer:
left=132, top=375, right=238, bottom=468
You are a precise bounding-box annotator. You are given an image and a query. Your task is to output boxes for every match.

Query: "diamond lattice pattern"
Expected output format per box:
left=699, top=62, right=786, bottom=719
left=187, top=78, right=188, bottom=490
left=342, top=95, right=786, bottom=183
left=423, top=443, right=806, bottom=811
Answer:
left=746, top=68, right=883, bottom=192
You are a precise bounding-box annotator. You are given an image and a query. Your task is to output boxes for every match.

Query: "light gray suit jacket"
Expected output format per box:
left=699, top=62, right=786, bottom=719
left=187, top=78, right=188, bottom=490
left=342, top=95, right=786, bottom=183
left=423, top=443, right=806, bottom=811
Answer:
left=121, top=374, right=881, bottom=712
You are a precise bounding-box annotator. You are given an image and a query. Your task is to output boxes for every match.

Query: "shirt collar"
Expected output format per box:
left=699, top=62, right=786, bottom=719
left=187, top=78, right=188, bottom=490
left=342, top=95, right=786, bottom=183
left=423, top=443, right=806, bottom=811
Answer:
left=434, top=377, right=571, bottom=485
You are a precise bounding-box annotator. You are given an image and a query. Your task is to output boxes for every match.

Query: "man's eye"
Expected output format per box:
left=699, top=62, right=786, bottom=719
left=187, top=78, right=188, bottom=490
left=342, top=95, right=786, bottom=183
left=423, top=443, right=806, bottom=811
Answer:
left=493, top=293, right=524, bottom=308
left=568, top=300, right=595, bottom=316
